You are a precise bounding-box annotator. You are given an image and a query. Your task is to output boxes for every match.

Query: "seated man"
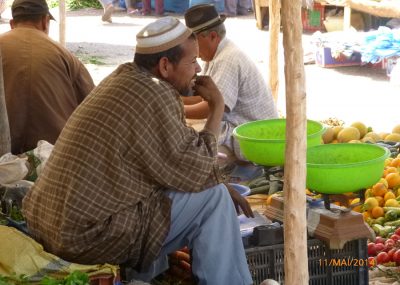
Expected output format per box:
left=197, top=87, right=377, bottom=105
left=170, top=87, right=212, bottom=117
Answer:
left=22, top=17, right=254, bottom=285
left=0, top=0, right=95, bottom=154
left=184, top=4, right=278, bottom=165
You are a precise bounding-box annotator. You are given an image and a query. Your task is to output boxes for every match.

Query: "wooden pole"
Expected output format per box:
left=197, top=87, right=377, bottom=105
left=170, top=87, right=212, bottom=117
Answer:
left=0, top=49, right=11, bottom=155
left=59, top=0, right=66, bottom=46
left=269, top=0, right=280, bottom=103
left=281, top=0, right=309, bottom=283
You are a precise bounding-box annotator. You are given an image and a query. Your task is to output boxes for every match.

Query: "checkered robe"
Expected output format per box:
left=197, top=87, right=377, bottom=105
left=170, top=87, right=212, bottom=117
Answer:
left=22, top=62, right=221, bottom=271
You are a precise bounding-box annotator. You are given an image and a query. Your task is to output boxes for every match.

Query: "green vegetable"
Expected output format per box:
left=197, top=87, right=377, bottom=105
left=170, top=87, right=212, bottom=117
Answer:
left=248, top=177, right=268, bottom=188
left=371, top=224, right=394, bottom=237
left=250, top=185, right=270, bottom=195
left=384, top=219, right=400, bottom=227
left=385, top=210, right=399, bottom=221
left=383, top=207, right=400, bottom=214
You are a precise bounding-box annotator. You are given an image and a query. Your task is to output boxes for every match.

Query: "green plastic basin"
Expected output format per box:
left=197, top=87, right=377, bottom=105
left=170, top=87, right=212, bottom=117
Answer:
left=233, top=119, right=325, bottom=166
left=306, top=143, right=390, bottom=194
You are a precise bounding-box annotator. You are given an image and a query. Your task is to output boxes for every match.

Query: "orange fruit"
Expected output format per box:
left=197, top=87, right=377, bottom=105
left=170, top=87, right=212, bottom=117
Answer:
left=363, top=197, right=379, bottom=210
left=391, top=158, right=400, bottom=168
left=379, top=178, right=389, bottom=189
left=372, top=182, right=388, bottom=197
left=365, top=188, right=373, bottom=199
left=386, top=172, right=400, bottom=189
left=351, top=198, right=361, bottom=212
left=385, top=158, right=394, bottom=167
left=375, top=196, right=384, bottom=207
left=383, top=166, right=398, bottom=178
left=384, top=191, right=396, bottom=201
left=385, top=198, right=400, bottom=207
left=371, top=206, right=385, bottom=218
left=362, top=211, right=370, bottom=220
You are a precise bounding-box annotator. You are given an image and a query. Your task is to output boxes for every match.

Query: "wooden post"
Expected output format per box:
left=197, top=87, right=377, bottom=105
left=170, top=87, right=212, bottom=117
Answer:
left=343, top=5, right=352, bottom=30
left=269, top=0, right=280, bottom=103
left=59, top=0, right=66, bottom=46
left=281, top=0, right=309, bottom=283
left=0, top=49, right=11, bottom=155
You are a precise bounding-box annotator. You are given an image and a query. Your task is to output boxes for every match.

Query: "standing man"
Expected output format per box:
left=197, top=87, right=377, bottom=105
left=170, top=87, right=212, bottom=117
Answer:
left=0, top=0, right=94, bottom=154
left=184, top=4, right=278, bottom=164
left=22, top=17, right=253, bottom=285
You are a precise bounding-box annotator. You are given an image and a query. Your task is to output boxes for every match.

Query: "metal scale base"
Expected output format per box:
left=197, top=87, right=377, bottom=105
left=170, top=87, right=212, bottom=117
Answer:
left=264, top=194, right=374, bottom=249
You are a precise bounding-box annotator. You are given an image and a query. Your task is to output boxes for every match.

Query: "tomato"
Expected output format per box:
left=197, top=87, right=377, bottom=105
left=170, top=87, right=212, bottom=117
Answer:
left=388, top=248, right=397, bottom=261
left=393, top=249, right=400, bottom=265
left=368, top=242, right=377, bottom=256
left=375, top=243, right=385, bottom=253
left=375, top=236, right=386, bottom=244
left=395, top=227, right=400, bottom=236
left=385, top=239, right=395, bottom=251
left=390, top=234, right=400, bottom=242
left=368, top=256, right=376, bottom=267
left=377, top=252, right=391, bottom=264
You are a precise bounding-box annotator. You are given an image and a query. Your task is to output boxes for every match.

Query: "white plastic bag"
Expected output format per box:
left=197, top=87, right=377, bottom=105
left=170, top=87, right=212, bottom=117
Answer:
left=0, top=153, right=28, bottom=184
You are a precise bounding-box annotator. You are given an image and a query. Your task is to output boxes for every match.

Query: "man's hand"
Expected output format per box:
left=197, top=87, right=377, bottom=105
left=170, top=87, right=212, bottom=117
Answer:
left=224, top=183, right=254, bottom=218
left=193, top=75, right=224, bottom=110
left=193, top=76, right=224, bottom=138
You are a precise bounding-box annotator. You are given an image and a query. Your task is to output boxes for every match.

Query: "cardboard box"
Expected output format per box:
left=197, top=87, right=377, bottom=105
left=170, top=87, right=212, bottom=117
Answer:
left=315, top=47, right=362, bottom=68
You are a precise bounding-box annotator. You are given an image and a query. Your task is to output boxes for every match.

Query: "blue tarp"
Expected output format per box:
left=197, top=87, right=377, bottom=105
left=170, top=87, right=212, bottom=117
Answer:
left=151, top=0, right=224, bottom=13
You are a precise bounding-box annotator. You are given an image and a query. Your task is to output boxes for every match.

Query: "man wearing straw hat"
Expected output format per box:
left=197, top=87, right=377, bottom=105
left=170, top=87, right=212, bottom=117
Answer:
left=183, top=4, right=278, bottom=167
left=23, top=16, right=253, bottom=285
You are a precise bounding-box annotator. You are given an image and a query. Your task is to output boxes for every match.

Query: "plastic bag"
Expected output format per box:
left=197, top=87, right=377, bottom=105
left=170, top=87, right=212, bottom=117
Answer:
left=0, top=153, right=28, bottom=184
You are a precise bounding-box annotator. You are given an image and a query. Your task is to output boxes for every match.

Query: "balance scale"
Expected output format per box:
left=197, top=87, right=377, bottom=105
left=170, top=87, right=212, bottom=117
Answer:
left=264, top=194, right=375, bottom=249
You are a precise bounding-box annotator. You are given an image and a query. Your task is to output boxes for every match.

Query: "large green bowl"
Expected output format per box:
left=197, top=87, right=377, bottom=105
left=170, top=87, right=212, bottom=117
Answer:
left=233, top=119, right=325, bottom=166
left=306, top=143, right=390, bottom=194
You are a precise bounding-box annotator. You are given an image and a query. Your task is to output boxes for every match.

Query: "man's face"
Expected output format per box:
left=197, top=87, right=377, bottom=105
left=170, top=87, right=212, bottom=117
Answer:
left=168, top=38, right=201, bottom=95
left=196, top=32, right=216, bottom=62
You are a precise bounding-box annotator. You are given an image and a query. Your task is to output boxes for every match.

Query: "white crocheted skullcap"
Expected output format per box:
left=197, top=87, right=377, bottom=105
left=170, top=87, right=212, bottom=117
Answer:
left=136, top=17, right=192, bottom=54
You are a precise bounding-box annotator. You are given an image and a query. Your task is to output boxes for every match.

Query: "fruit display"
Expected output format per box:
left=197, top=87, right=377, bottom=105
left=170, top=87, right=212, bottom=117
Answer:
left=322, top=121, right=400, bottom=159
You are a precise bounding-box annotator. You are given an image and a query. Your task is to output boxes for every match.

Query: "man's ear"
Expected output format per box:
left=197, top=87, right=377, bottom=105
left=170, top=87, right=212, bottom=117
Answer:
left=9, top=19, right=15, bottom=29
left=158, top=57, right=171, bottom=79
left=41, top=15, right=50, bottom=33
left=209, top=31, right=219, bottom=41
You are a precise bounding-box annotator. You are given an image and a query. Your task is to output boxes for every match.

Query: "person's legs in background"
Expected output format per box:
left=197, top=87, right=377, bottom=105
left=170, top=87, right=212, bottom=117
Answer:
left=224, top=0, right=237, bottom=16
left=98, top=0, right=114, bottom=22
left=237, top=0, right=253, bottom=15
left=154, top=0, right=164, bottom=15
left=141, top=0, right=151, bottom=15
left=125, top=0, right=140, bottom=14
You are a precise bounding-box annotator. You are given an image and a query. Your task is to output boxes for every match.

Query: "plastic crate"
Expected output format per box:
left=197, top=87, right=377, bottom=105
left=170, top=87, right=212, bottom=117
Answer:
left=245, top=238, right=368, bottom=285
left=302, top=3, right=325, bottom=32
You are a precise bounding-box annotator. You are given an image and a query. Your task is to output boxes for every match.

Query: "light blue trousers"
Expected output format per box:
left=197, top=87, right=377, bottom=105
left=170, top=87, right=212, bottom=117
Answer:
left=132, top=183, right=253, bottom=285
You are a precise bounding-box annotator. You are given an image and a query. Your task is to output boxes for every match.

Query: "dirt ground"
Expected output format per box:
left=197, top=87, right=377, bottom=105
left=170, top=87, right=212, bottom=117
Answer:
left=1, top=6, right=400, bottom=133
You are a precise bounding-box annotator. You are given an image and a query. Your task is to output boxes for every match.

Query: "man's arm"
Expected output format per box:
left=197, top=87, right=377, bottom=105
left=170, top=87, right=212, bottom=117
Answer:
left=193, top=76, right=224, bottom=138
left=184, top=101, right=209, bottom=119
left=181, top=96, right=202, bottom=105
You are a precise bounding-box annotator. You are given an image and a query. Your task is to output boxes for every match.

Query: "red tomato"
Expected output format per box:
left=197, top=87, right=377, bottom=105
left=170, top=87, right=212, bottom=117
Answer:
left=393, top=249, right=400, bottom=265
left=390, top=234, right=400, bottom=242
left=388, top=248, right=397, bottom=261
left=368, top=242, right=377, bottom=256
left=375, top=236, right=386, bottom=244
left=395, top=228, right=400, bottom=236
left=377, top=252, right=391, bottom=264
left=385, top=239, right=396, bottom=251
left=375, top=243, right=385, bottom=253
left=368, top=256, right=376, bottom=268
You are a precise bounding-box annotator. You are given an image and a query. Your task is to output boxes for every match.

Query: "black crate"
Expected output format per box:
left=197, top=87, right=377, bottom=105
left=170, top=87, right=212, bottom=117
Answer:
left=245, top=238, right=368, bottom=285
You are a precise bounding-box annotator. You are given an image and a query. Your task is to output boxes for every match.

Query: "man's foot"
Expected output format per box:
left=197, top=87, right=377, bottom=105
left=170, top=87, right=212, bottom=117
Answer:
left=101, top=4, right=114, bottom=23
left=127, top=8, right=140, bottom=15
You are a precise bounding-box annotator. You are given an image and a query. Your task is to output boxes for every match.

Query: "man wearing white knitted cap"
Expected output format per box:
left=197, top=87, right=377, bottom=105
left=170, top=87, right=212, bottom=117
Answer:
left=22, top=17, right=253, bottom=285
